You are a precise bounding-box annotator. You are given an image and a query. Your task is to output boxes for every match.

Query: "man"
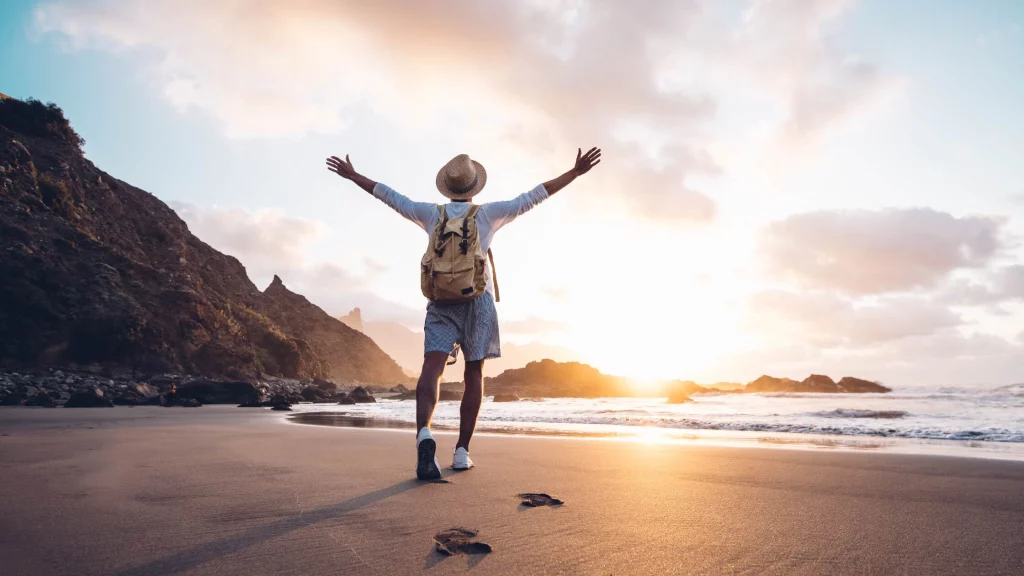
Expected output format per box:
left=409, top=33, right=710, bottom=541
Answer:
left=326, top=147, right=601, bottom=480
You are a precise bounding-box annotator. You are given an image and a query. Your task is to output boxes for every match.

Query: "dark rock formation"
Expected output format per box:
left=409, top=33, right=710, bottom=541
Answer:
left=271, top=403, right=292, bottom=411
left=800, top=374, right=839, bottom=392
left=745, top=374, right=890, bottom=394
left=438, top=390, right=463, bottom=401
left=0, top=96, right=408, bottom=384
left=486, top=359, right=630, bottom=398
left=745, top=375, right=803, bottom=393
left=336, top=395, right=356, bottom=405
left=301, top=386, right=333, bottom=402
left=65, top=388, right=113, bottom=407
left=389, top=384, right=410, bottom=394
left=836, top=377, right=891, bottom=393
left=492, top=393, right=519, bottom=402
left=347, top=386, right=376, bottom=403
left=666, top=389, right=692, bottom=404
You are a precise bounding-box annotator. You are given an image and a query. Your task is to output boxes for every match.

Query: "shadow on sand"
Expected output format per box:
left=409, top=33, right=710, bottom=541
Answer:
left=115, top=478, right=425, bottom=576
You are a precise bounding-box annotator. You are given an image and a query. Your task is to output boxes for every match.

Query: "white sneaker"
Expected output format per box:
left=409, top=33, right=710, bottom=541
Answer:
left=452, top=447, right=474, bottom=470
left=416, top=427, right=442, bottom=480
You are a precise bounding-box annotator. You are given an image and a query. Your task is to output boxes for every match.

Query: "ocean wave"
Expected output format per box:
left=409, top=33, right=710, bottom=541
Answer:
left=811, top=409, right=908, bottom=419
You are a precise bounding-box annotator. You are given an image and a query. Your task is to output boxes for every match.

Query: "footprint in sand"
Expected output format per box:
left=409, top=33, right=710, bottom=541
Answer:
left=517, top=493, right=564, bottom=507
left=433, top=528, right=492, bottom=555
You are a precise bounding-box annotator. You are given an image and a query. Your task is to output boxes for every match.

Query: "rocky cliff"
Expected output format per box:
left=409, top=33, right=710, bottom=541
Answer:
left=0, top=96, right=407, bottom=384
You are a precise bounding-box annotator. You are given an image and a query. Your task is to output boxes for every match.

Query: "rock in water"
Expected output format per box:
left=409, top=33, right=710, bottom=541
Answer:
left=837, top=377, right=891, bottom=393
left=492, top=393, right=519, bottom=402
left=0, top=96, right=408, bottom=385
left=65, top=388, right=114, bottom=408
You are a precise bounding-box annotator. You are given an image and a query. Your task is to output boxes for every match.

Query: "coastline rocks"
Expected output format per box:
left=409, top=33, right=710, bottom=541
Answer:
left=348, top=386, right=376, bottom=403
left=65, top=388, right=114, bottom=408
left=438, top=390, right=463, bottom=401
left=390, top=384, right=410, bottom=394
left=492, top=393, right=519, bottom=403
left=336, top=395, right=356, bottom=405
left=745, top=375, right=802, bottom=393
left=271, top=403, right=292, bottom=411
left=300, top=386, right=334, bottom=403
left=744, top=374, right=891, bottom=394
left=666, top=390, right=693, bottom=404
left=837, top=377, right=891, bottom=393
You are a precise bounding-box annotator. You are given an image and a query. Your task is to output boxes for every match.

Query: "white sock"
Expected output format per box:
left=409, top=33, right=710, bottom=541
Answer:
left=417, top=427, right=433, bottom=445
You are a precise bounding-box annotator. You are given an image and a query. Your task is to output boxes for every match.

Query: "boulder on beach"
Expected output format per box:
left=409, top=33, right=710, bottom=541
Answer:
left=348, top=386, right=376, bottom=403
left=438, top=390, right=463, bottom=401
left=300, top=386, right=333, bottom=403
left=336, top=394, right=356, bottom=405
left=390, top=384, right=410, bottom=394
left=492, top=393, right=519, bottom=402
left=65, top=388, right=114, bottom=408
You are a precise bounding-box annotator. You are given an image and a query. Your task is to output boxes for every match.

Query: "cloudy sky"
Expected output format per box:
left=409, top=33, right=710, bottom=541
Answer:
left=3, top=0, right=1023, bottom=386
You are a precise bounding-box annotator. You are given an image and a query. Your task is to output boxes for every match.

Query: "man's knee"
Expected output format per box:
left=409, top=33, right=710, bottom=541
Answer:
left=464, top=361, right=483, bottom=386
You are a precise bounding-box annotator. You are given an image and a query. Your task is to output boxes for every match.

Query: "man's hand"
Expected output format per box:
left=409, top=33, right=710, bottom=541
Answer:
left=573, top=147, right=601, bottom=176
left=543, top=146, right=602, bottom=196
left=326, top=154, right=377, bottom=194
left=326, top=155, right=357, bottom=179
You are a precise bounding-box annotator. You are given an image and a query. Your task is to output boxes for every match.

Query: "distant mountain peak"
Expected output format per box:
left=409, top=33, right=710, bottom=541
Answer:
left=339, top=307, right=363, bottom=332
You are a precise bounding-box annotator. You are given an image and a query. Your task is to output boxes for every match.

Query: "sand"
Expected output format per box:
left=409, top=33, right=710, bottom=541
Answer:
left=1, top=406, right=1023, bottom=576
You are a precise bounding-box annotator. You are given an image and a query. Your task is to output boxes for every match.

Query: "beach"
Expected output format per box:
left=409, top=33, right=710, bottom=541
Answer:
left=2, top=407, right=1023, bottom=576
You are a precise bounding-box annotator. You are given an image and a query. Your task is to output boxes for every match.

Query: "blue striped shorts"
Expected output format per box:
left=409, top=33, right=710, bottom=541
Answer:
left=424, top=292, right=501, bottom=363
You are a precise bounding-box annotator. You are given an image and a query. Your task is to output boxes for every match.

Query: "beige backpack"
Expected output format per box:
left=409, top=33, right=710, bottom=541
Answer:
left=420, top=205, right=500, bottom=303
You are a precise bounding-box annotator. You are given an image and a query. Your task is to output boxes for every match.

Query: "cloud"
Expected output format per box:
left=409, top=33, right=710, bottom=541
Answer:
left=172, top=202, right=422, bottom=324
left=940, top=265, right=1024, bottom=306
left=758, top=208, right=1007, bottom=294
left=745, top=290, right=963, bottom=348
left=503, top=316, right=568, bottom=336
left=35, top=0, right=893, bottom=224
left=735, top=0, right=895, bottom=145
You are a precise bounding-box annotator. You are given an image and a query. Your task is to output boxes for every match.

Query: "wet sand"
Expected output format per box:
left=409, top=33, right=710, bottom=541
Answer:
left=1, top=406, right=1023, bottom=575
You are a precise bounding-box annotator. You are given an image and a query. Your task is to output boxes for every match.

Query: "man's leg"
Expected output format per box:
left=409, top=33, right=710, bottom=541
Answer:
left=416, top=352, right=450, bottom=432
left=456, top=360, right=484, bottom=450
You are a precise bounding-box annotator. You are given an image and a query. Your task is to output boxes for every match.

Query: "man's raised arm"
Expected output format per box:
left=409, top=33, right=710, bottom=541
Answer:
left=326, top=154, right=435, bottom=231
left=542, top=147, right=601, bottom=195
left=480, top=146, right=601, bottom=230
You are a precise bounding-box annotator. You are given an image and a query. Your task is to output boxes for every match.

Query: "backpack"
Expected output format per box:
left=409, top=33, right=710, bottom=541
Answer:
left=420, top=204, right=500, bottom=303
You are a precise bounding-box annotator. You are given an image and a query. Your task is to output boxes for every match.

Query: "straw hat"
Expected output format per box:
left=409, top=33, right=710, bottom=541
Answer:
left=436, top=154, right=487, bottom=200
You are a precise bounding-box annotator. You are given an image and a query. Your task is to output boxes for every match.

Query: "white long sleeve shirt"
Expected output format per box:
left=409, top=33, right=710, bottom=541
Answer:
left=372, top=182, right=550, bottom=297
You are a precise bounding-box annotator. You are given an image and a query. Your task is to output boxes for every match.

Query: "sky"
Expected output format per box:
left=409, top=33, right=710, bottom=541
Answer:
left=3, top=0, right=1024, bottom=386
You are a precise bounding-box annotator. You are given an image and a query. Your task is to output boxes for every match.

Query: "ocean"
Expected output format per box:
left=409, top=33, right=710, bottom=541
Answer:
left=290, top=384, right=1024, bottom=461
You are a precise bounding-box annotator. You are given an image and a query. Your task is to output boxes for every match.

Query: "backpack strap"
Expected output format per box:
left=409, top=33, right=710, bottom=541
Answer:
left=488, top=248, right=500, bottom=303
left=434, top=205, right=448, bottom=256
left=460, top=204, right=481, bottom=254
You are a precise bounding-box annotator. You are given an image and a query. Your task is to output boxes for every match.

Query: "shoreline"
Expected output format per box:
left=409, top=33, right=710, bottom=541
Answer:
left=286, top=409, right=1024, bottom=462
